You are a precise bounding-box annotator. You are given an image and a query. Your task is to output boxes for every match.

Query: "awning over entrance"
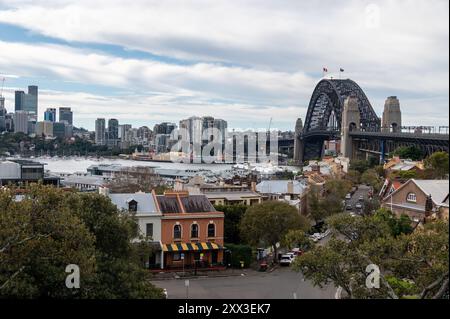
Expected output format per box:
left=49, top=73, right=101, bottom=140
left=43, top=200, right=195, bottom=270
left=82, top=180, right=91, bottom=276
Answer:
left=162, top=242, right=222, bottom=252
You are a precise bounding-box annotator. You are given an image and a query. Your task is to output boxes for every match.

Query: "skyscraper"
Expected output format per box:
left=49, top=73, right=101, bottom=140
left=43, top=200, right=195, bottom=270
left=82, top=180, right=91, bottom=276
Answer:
left=13, top=111, right=29, bottom=134
left=44, top=108, right=57, bottom=122
left=15, top=86, right=38, bottom=114
left=95, top=118, right=106, bottom=145
left=59, top=107, right=73, bottom=125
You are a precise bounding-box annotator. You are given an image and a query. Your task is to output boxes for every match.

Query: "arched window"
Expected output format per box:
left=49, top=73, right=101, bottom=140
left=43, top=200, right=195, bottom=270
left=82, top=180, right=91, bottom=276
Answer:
left=191, top=224, right=199, bottom=238
left=207, top=223, right=215, bottom=238
left=174, top=224, right=182, bottom=239
left=406, top=192, right=417, bottom=203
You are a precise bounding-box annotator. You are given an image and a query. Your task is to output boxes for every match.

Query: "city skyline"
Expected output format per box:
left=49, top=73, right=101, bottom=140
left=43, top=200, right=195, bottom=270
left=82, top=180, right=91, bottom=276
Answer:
left=0, top=0, right=448, bottom=131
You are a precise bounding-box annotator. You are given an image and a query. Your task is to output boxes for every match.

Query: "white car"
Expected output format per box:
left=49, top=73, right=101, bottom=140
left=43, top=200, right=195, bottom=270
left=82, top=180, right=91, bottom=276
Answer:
left=345, top=193, right=352, bottom=200
left=355, top=203, right=363, bottom=209
left=279, top=254, right=294, bottom=266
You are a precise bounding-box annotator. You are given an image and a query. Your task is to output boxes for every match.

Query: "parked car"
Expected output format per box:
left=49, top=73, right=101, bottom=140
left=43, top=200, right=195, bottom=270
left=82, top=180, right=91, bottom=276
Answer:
left=346, top=204, right=353, bottom=210
left=355, top=203, right=363, bottom=210
left=358, top=195, right=364, bottom=202
left=291, top=248, right=303, bottom=256
left=279, top=254, right=294, bottom=266
left=345, top=193, right=352, bottom=200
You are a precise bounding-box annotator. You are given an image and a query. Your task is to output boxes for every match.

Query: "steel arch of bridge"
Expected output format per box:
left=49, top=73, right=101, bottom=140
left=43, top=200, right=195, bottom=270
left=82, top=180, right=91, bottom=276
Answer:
left=299, top=79, right=381, bottom=160
left=303, top=79, right=380, bottom=134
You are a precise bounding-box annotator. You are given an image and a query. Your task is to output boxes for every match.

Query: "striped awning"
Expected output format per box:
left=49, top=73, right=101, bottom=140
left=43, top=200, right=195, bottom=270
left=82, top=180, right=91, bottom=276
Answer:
left=162, top=242, right=222, bottom=252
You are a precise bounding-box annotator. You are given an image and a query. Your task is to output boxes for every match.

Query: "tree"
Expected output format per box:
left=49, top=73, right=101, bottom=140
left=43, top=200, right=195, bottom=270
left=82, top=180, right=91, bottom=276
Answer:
left=105, top=166, right=164, bottom=193
left=324, top=178, right=352, bottom=200
left=350, top=160, right=370, bottom=174
left=293, top=212, right=448, bottom=299
left=240, top=201, right=310, bottom=262
left=307, top=185, right=328, bottom=223
left=361, top=168, right=383, bottom=193
left=214, top=204, right=247, bottom=244
left=373, top=208, right=413, bottom=237
left=392, top=170, right=418, bottom=179
left=281, top=230, right=313, bottom=251
left=362, top=198, right=380, bottom=216
left=393, top=146, right=424, bottom=161
left=346, top=169, right=361, bottom=185
left=0, top=184, right=164, bottom=298
left=424, top=151, right=449, bottom=179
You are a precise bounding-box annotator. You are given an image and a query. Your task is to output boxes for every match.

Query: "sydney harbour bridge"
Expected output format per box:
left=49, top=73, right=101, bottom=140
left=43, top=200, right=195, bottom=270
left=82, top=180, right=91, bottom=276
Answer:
left=278, top=79, right=449, bottom=164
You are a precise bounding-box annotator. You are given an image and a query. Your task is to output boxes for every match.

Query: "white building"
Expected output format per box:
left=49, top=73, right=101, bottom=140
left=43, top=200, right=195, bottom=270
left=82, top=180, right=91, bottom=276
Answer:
left=14, top=111, right=29, bottom=134
left=105, top=189, right=163, bottom=269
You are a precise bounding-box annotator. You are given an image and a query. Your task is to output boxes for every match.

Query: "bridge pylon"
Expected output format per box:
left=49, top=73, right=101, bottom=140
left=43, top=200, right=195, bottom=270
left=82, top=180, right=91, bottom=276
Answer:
left=341, top=95, right=360, bottom=158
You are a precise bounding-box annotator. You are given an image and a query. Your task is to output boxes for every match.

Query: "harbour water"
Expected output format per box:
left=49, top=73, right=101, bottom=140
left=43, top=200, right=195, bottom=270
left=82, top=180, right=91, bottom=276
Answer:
left=36, top=157, right=235, bottom=174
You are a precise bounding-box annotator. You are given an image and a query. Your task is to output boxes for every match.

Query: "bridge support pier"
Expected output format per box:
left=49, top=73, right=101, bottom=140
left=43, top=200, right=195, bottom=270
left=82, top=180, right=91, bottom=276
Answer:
left=341, top=96, right=360, bottom=159
left=293, top=136, right=304, bottom=165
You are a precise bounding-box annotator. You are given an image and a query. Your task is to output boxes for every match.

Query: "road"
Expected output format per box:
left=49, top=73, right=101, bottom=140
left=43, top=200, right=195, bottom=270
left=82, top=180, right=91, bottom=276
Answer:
left=345, top=184, right=372, bottom=213
left=152, top=267, right=336, bottom=299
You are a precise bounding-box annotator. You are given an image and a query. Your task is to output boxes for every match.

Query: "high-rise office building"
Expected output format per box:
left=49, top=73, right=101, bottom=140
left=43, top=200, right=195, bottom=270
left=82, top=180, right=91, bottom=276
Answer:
left=119, top=124, right=132, bottom=141
left=108, top=119, right=119, bottom=140
left=36, top=121, right=53, bottom=137
left=44, top=108, right=57, bottom=122
left=59, top=107, right=73, bottom=125
left=15, top=86, right=38, bottom=114
left=13, top=111, right=29, bottom=134
left=95, top=118, right=106, bottom=145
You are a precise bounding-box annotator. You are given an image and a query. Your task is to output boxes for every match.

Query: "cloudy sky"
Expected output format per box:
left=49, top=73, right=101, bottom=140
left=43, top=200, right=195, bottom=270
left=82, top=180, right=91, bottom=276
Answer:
left=0, top=0, right=448, bottom=130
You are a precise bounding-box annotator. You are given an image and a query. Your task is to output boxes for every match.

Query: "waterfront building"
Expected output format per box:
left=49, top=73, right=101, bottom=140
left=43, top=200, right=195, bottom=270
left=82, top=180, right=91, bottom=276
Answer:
left=0, top=160, right=60, bottom=186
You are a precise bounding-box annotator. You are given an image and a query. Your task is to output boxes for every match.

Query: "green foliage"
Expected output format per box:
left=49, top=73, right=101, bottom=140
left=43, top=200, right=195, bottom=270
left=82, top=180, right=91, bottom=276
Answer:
left=224, top=244, right=253, bottom=268
left=424, top=151, right=449, bottom=179
left=386, top=276, right=417, bottom=297
left=240, top=201, right=310, bottom=260
left=281, top=230, right=313, bottom=251
left=361, top=168, right=383, bottom=192
left=346, top=169, right=361, bottom=185
left=392, top=170, right=418, bottom=179
left=350, top=160, right=370, bottom=174
left=393, top=146, right=424, bottom=161
left=373, top=209, right=413, bottom=237
left=293, top=211, right=448, bottom=299
left=307, top=178, right=351, bottom=223
left=0, top=184, right=164, bottom=299
left=214, top=204, right=247, bottom=244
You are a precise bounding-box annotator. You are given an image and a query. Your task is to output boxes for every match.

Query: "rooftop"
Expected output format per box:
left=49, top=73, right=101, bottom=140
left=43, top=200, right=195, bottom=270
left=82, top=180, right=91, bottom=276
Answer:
left=108, top=192, right=159, bottom=214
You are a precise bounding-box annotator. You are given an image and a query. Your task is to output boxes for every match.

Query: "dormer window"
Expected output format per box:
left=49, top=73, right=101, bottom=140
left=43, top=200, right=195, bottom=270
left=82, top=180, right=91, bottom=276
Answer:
left=128, top=199, right=138, bottom=212
left=406, top=193, right=417, bottom=203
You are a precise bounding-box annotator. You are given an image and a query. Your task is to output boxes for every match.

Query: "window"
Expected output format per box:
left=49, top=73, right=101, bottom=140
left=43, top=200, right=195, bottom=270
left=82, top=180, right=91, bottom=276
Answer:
left=207, top=223, right=215, bottom=238
left=174, top=224, right=182, bottom=239
left=173, top=252, right=181, bottom=261
left=128, top=200, right=138, bottom=212
left=191, top=224, right=199, bottom=238
left=406, top=192, right=417, bottom=203
left=146, top=223, right=153, bottom=238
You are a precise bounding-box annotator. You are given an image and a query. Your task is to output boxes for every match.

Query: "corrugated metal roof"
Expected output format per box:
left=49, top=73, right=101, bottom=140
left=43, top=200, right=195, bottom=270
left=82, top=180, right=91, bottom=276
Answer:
left=413, top=179, right=449, bottom=204
left=109, top=193, right=159, bottom=214
left=256, top=180, right=307, bottom=195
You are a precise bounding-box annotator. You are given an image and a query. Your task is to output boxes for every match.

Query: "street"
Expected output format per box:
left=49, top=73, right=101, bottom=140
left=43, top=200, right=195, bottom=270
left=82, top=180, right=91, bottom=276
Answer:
left=152, top=267, right=336, bottom=299
left=345, top=184, right=372, bottom=213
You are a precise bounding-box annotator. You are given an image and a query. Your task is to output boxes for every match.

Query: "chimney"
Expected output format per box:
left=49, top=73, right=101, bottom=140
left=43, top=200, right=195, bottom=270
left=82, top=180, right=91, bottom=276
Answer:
left=287, top=181, right=294, bottom=194
left=425, top=195, right=433, bottom=219
left=98, top=187, right=110, bottom=196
